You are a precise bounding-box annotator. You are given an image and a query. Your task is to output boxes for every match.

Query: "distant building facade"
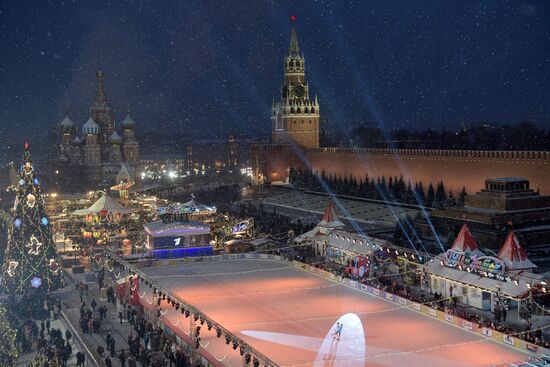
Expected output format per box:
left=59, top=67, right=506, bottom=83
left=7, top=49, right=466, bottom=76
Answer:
left=53, top=70, right=139, bottom=191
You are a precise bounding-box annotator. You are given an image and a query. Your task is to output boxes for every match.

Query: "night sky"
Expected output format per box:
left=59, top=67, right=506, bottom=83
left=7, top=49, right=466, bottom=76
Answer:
left=0, top=0, right=549, bottom=147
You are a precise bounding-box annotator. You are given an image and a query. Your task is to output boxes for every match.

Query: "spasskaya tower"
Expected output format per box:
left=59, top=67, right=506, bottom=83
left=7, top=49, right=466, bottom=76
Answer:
left=271, top=17, right=320, bottom=148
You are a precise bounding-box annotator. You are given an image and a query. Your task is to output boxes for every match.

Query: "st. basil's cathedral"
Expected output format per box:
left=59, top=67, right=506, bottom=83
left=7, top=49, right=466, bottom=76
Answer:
left=52, top=70, right=139, bottom=191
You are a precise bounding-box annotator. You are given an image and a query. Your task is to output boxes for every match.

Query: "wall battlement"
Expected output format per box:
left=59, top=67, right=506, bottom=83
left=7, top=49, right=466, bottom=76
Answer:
left=252, top=145, right=550, bottom=195
left=313, top=147, right=550, bottom=161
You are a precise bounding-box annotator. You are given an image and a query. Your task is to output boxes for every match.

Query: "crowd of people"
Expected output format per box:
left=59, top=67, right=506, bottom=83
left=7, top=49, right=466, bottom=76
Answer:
left=293, top=250, right=550, bottom=349
left=123, top=309, right=192, bottom=367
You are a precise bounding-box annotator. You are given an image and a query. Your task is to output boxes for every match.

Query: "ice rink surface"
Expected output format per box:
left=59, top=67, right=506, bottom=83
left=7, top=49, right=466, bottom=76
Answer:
left=142, top=259, right=530, bottom=367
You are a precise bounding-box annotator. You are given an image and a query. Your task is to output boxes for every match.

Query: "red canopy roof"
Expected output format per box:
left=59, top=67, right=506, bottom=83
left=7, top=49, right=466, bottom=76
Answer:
left=451, top=224, right=483, bottom=255
left=498, top=231, right=536, bottom=270
left=318, top=200, right=345, bottom=228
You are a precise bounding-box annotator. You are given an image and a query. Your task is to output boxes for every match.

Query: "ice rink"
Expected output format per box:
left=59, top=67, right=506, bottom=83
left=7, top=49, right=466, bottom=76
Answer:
left=141, top=259, right=530, bottom=367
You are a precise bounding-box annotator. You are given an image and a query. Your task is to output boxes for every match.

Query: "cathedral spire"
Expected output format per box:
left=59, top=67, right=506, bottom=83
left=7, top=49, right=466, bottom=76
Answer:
left=289, top=15, right=299, bottom=55
left=95, top=69, right=107, bottom=106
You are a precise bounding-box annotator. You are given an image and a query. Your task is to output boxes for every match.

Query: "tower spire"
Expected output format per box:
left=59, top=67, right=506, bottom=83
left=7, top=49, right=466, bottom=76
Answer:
left=95, top=69, right=107, bottom=106
left=289, top=15, right=299, bottom=55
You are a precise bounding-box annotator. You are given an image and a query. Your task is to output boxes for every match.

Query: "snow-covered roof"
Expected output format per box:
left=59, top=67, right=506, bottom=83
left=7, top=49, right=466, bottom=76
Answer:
left=108, top=131, right=122, bottom=143
left=318, top=200, right=345, bottom=228
left=144, top=220, right=209, bottom=236
left=427, top=256, right=535, bottom=299
left=82, top=117, right=99, bottom=135
left=498, top=231, right=537, bottom=270
left=73, top=195, right=133, bottom=216
left=181, top=196, right=216, bottom=213
left=451, top=223, right=484, bottom=256
left=122, top=113, right=136, bottom=126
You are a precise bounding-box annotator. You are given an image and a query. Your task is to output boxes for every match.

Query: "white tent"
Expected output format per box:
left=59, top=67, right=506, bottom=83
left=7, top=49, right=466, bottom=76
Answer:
left=73, top=195, right=134, bottom=216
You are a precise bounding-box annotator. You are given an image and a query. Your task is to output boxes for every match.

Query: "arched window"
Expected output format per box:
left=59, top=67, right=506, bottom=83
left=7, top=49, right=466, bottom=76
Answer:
left=297, top=107, right=301, bottom=114
left=290, top=107, right=295, bottom=114
left=311, top=107, right=315, bottom=113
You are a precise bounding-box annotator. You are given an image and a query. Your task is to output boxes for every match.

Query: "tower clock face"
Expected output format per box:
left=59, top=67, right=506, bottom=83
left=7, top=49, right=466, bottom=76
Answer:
left=293, top=84, right=305, bottom=98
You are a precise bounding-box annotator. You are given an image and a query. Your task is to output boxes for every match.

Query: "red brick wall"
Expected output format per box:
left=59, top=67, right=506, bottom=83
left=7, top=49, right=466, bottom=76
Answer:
left=253, top=146, right=550, bottom=195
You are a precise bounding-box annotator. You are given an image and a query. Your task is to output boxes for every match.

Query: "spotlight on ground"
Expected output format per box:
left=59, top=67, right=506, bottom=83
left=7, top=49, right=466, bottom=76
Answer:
left=216, top=328, right=222, bottom=337
left=195, top=326, right=201, bottom=337
left=232, top=341, right=238, bottom=350
left=195, top=337, right=201, bottom=349
left=225, top=335, right=231, bottom=344
left=185, top=310, right=190, bottom=318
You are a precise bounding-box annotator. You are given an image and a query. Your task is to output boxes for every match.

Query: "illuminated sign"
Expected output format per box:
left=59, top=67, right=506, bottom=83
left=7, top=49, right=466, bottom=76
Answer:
left=157, top=203, right=215, bottom=216
left=444, top=249, right=506, bottom=276
left=154, top=236, right=186, bottom=248
left=232, top=220, right=249, bottom=234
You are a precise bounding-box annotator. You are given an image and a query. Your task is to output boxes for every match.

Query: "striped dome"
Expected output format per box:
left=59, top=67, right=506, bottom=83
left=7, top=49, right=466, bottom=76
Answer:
left=82, top=117, right=99, bottom=135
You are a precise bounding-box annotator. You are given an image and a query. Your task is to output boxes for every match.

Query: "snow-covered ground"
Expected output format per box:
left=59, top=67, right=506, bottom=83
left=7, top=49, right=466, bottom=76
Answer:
left=142, top=259, right=531, bottom=367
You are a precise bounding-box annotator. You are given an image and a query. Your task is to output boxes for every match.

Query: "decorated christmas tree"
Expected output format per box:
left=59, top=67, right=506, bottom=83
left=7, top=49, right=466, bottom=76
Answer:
left=2, top=142, right=64, bottom=305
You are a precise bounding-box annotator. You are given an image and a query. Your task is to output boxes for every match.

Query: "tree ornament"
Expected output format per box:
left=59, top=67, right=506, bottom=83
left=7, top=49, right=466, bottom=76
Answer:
left=26, top=235, right=43, bottom=255
left=49, top=259, right=59, bottom=275
left=41, top=217, right=48, bottom=226
left=14, top=218, right=22, bottom=229
left=23, top=162, right=33, bottom=175
left=18, top=179, right=25, bottom=186
left=7, top=261, right=18, bottom=277
left=30, top=277, right=42, bottom=288
left=26, top=193, right=36, bottom=208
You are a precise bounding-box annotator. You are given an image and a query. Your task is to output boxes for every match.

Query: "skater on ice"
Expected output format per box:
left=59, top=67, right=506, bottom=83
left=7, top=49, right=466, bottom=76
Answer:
left=332, top=322, right=343, bottom=340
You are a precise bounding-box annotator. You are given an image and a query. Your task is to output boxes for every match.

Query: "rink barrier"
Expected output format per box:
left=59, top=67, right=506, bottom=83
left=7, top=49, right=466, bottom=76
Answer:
left=136, top=253, right=549, bottom=358
left=140, top=297, right=220, bottom=367
left=290, top=260, right=550, bottom=357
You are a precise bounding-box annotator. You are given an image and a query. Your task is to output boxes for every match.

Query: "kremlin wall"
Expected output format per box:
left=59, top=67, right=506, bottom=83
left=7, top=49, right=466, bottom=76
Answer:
left=252, top=145, right=550, bottom=195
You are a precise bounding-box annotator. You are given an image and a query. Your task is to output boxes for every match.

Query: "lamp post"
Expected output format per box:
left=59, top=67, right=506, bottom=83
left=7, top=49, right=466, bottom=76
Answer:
left=72, top=244, right=81, bottom=270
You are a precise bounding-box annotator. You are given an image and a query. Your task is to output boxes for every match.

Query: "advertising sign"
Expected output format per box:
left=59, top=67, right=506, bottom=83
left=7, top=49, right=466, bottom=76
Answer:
left=462, top=321, right=473, bottom=331
left=503, top=335, right=515, bottom=346
left=444, top=250, right=506, bottom=276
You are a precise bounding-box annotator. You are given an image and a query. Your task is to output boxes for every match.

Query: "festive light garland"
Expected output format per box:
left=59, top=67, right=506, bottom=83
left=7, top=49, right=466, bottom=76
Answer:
left=102, top=252, right=277, bottom=367
left=149, top=265, right=293, bottom=279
